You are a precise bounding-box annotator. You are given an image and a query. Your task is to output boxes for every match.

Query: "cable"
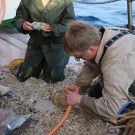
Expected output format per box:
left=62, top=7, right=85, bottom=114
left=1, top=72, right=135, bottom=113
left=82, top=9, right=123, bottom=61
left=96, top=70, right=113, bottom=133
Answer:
left=73, top=0, right=121, bottom=4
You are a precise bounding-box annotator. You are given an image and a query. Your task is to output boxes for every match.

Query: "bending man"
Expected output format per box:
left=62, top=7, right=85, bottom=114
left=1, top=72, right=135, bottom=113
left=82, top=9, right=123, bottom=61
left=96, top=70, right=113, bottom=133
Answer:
left=64, top=21, right=135, bottom=118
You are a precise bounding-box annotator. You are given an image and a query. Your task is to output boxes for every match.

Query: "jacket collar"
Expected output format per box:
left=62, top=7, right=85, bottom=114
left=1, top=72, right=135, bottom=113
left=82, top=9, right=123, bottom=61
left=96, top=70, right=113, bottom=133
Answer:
left=33, top=0, right=60, bottom=12
left=47, top=0, right=60, bottom=10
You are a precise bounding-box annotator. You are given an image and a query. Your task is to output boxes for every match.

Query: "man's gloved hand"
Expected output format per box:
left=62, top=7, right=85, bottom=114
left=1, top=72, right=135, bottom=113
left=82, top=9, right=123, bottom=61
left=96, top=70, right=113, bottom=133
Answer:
left=64, top=85, right=82, bottom=106
left=22, top=21, right=33, bottom=31
left=64, top=85, right=80, bottom=93
left=52, top=85, right=81, bottom=107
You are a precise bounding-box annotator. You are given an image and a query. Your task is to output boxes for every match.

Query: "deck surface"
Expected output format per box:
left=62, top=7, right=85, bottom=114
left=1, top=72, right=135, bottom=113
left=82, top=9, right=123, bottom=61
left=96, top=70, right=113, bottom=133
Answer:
left=0, top=27, right=28, bottom=66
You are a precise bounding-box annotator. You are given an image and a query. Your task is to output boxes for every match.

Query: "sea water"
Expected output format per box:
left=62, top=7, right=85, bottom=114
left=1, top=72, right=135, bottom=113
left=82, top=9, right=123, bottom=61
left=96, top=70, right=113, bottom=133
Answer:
left=4, top=0, right=135, bottom=27
left=74, top=0, right=135, bottom=27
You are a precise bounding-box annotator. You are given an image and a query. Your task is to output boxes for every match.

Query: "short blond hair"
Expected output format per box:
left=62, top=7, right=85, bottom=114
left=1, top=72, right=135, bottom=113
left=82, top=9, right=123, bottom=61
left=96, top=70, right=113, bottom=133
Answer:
left=64, top=21, right=102, bottom=55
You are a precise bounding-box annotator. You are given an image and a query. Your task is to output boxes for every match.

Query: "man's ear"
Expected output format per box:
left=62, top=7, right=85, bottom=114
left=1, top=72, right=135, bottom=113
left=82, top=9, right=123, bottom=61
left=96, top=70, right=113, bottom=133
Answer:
left=89, top=46, right=96, bottom=53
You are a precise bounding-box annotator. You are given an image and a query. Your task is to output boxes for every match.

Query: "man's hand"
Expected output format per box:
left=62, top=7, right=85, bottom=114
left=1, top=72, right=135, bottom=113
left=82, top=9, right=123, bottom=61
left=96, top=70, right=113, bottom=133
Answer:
left=42, top=23, right=51, bottom=32
left=64, top=85, right=82, bottom=105
left=22, top=21, right=33, bottom=31
left=66, top=91, right=82, bottom=105
left=64, top=85, right=80, bottom=93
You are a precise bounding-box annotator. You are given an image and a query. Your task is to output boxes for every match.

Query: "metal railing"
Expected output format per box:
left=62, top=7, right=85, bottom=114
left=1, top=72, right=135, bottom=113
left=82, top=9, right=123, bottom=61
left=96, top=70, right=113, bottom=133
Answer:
left=73, top=0, right=121, bottom=4
left=73, top=0, right=134, bottom=30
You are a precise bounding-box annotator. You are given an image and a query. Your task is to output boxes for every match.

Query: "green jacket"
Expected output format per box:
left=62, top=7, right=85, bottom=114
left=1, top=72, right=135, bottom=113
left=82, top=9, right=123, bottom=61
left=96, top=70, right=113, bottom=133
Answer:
left=12, top=0, right=75, bottom=48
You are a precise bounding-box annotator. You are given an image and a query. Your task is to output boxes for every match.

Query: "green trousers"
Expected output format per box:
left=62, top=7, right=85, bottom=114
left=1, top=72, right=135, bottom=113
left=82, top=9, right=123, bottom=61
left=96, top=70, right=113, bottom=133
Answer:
left=12, top=43, right=69, bottom=83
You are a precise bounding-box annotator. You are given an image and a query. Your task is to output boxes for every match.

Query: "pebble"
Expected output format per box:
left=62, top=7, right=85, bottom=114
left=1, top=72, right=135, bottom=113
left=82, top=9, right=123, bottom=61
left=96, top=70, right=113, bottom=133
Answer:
left=0, top=72, right=5, bottom=80
left=0, top=85, right=11, bottom=96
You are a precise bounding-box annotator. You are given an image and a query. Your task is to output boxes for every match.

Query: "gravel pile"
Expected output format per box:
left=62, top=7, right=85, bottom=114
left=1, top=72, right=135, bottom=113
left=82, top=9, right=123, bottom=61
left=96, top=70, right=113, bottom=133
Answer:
left=0, top=63, right=118, bottom=135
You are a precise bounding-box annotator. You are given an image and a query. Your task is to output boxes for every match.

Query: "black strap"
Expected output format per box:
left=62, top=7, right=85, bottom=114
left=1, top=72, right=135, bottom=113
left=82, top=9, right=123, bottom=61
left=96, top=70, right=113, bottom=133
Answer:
left=99, top=30, right=135, bottom=62
left=129, top=80, right=135, bottom=96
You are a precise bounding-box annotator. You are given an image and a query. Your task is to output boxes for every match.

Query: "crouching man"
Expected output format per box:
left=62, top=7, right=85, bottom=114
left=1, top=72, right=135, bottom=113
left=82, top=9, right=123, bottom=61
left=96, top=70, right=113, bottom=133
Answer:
left=64, top=21, right=135, bottom=118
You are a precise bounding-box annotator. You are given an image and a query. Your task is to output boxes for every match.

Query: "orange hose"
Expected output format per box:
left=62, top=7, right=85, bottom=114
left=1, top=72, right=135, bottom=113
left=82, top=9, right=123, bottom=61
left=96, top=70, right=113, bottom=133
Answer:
left=47, top=88, right=75, bottom=135
left=47, top=105, right=72, bottom=135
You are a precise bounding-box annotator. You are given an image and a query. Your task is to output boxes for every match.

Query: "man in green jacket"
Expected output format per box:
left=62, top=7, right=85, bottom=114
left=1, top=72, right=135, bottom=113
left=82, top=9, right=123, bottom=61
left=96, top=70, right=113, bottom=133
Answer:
left=12, top=0, right=75, bottom=83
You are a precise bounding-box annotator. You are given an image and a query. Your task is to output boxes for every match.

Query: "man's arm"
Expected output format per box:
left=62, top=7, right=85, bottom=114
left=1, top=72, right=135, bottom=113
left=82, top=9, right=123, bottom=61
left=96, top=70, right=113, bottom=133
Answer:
left=74, top=60, right=101, bottom=90
left=12, top=0, right=31, bottom=34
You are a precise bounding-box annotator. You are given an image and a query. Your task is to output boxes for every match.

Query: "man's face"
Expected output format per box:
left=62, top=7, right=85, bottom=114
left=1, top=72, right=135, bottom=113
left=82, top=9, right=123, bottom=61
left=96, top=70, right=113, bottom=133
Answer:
left=72, top=46, right=98, bottom=61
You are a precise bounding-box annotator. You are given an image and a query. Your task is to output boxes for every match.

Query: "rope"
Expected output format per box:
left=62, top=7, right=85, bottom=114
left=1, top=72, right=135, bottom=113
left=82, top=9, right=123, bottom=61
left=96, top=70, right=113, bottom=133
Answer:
left=0, top=0, right=6, bottom=24
left=73, top=0, right=121, bottom=4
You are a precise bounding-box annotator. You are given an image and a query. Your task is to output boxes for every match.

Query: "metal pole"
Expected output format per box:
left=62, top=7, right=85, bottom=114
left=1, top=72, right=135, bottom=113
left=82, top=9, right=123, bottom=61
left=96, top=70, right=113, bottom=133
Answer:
left=127, top=0, right=133, bottom=30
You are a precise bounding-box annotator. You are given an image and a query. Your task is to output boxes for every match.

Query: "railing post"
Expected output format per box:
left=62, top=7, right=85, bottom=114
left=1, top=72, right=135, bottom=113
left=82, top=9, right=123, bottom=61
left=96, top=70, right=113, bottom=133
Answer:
left=127, top=0, right=133, bottom=30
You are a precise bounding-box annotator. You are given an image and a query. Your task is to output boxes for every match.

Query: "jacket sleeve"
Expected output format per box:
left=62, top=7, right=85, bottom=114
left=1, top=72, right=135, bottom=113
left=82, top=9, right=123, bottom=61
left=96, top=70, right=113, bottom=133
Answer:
left=80, top=95, right=117, bottom=118
left=80, top=55, right=135, bottom=118
left=12, top=0, right=30, bottom=34
left=50, top=0, right=75, bottom=37
left=80, top=82, right=129, bottom=118
left=74, top=60, right=101, bottom=90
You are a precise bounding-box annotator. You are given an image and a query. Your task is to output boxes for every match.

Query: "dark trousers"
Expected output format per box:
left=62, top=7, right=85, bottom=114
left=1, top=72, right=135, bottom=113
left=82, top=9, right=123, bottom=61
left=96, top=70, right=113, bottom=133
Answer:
left=87, top=75, right=103, bottom=99
left=12, top=43, right=69, bottom=83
